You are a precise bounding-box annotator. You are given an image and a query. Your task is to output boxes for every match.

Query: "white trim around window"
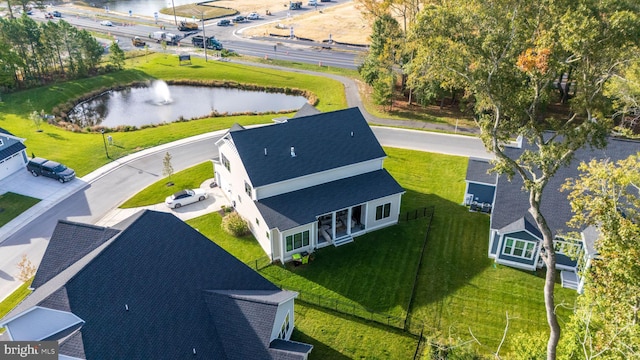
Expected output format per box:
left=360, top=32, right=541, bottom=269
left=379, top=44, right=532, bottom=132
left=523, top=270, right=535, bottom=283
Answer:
left=502, top=237, right=536, bottom=260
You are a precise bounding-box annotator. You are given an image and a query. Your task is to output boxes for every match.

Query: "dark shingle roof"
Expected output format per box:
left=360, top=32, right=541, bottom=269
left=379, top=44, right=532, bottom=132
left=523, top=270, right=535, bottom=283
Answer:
left=31, top=221, right=120, bottom=289
left=0, top=128, right=14, bottom=136
left=256, top=169, right=404, bottom=231
left=0, top=142, right=26, bottom=160
left=4, top=211, right=306, bottom=359
left=466, top=158, right=497, bottom=185
left=230, top=107, right=387, bottom=187
left=491, top=137, right=640, bottom=236
left=270, top=339, right=313, bottom=358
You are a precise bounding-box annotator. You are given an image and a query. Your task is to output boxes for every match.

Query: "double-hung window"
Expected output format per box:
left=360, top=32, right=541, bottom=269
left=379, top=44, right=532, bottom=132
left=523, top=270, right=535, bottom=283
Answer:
left=221, top=153, right=230, bottom=171
left=285, top=230, right=310, bottom=252
left=375, top=203, right=391, bottom=220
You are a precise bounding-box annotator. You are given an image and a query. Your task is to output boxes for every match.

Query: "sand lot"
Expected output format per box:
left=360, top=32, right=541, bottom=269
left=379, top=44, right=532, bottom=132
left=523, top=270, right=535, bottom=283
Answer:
left=238, top=2, right=371, bottom=45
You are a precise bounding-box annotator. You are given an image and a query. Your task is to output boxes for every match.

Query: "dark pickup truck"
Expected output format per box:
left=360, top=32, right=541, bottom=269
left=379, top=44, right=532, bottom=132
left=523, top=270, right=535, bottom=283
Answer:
left=26, top=157, right=75, bottom=183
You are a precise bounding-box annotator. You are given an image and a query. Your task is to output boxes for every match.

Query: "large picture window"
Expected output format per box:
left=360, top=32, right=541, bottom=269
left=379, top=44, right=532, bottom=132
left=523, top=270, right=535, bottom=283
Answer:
left=285, top=230, right=310, bottom=252
left=375, top=203, right=391, bottom=220
left=503, top=237, right=536, bottom=260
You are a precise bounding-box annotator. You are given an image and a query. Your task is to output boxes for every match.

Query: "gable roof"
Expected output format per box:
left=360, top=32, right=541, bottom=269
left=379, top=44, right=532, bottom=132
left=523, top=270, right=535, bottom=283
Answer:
left=256, top=169, right=404, bottom=231
left=0, top=128, right=14, bottom=136
left=292, top=103, right=321, bottom=118
left=491, top=136, right=640, bottom=236
left=466, top=158, right=497, bottom=185
left=2, top=211, right=310, bottom=359
left=229, top=107, right=387, bottom=187
left=0, top=142, right=26, bottom=160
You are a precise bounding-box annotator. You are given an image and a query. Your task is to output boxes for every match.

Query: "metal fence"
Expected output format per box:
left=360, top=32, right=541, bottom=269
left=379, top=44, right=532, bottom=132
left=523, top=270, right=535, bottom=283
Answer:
left=243, top=255, right=272, bottom=271
left=400, top=206, right=435, bottom=222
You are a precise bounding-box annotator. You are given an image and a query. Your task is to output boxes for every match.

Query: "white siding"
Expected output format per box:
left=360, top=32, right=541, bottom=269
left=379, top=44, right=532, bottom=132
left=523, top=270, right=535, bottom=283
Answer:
left=270, top=298, right=296, bottom=341
left=255, top=158, right=384, bottom=200
left=279, top=223, right=315, bottom=261
left=364, top=194, right=402, bottom=231
left=0, top=150, right=27, bottom=181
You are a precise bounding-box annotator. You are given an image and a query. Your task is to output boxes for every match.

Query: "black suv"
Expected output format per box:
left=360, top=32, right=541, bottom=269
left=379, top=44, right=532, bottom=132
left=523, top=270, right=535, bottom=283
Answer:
left=26, top=157, right=75, bottom=183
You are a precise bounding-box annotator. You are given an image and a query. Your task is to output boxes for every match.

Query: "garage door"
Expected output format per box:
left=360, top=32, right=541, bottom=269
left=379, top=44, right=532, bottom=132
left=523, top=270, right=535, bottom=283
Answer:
left=0, top=152, right=27, bottom=181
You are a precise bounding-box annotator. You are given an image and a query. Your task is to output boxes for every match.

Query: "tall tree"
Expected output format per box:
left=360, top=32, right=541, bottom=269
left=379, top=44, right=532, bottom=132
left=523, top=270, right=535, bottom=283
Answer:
left=562, top=154, right=640, bottom=360
left=109, top=41, right=125, bottom=70
left=407, top=1, right=640, bottom=358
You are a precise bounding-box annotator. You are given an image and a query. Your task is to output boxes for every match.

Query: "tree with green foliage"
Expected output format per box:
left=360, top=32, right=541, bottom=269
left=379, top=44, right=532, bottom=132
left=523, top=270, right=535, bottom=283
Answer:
left=407, top=1, right=640, bottom=358
left=605, top=59, right=640, bottom=137
left=372, top=71, right=394, bottom=109
left=109, top=41, right=125, bottom=70
left=358, top=13, right=403, bottom=87
left=562, top=154, right=640, bottom=359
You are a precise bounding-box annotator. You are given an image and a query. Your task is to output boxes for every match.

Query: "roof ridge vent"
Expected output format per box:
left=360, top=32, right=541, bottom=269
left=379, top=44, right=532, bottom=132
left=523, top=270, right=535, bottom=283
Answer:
left=125, top=304, right=129, bottom=311
left=350, top=131, right=354, bottom=137
left=290, top=146, right=296, bottom=157
left=264, top=147, right=267, bottom=156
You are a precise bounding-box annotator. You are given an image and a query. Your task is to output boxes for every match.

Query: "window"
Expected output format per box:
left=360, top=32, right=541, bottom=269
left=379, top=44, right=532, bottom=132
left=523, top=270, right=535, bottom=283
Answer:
left=285, top=230, right=310, bottom=252
left=221, top=153, right=230, bottom=171
left=375, top=203, right=391, bottom=220
left=554, top=238, right=579, bottom=256
left=278, top=312, right=290, bottom=339
left=255, top=218, right=259, bottom=226
left=0, top=139, right=4, bottom=146
left=245, top=181, right=252, bottom=197
left=503, top=237, right=536, bottom=260
left=266, top=232, right=269, bottom=239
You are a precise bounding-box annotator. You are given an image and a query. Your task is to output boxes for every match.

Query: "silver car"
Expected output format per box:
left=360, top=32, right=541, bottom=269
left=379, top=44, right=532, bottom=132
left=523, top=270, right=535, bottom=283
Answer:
left=165, top=189, right=208, bottom=209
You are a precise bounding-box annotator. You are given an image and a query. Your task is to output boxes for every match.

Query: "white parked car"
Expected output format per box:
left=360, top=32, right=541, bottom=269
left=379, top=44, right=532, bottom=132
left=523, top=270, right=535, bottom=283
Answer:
left=247, top=12, right=260, bottom=20
left=165, top=189, right=208, bottom=209
left=100, top=20, right=113, bottom=26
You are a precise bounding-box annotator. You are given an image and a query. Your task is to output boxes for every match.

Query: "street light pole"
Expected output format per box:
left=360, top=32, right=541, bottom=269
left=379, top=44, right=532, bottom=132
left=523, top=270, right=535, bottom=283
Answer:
left=202, top=12, right=207, bottom=62
left=101, top=129, right=109, bottom=158
left=171, top=0, right=177, bottom=25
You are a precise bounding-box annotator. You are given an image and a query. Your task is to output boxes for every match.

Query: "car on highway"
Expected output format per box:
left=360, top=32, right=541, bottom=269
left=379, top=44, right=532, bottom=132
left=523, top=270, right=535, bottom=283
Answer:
left=233, top=15, right=246, bottom=23
left=165, top=189, right=208, bottom=209
left=52, top=10, right=62, bottom=17
left=247, top=12, right=260, bottom=20
left=216, top=19, right=230, bottom=26
left=44, top=12, right=53, bottom=19
left=26, top=157, right=76, bottom=183
left=100, top=20, right=113, bottom=26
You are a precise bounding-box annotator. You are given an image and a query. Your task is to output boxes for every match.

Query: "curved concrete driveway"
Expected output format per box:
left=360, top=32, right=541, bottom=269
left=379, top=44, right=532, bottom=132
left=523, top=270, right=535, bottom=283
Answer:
left=0, top=66, right=491, bottom=302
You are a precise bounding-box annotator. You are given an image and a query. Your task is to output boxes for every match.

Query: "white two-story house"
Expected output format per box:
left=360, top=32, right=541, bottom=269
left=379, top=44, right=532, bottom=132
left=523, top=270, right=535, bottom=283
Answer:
left=215, top=107, right=405, bottom=262
left=0, top=127, right=28, bottom=181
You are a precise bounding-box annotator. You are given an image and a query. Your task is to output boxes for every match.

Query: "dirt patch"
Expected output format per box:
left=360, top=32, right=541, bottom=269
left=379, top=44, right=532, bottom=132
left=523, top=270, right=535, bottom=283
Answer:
left=241, top=2, right=371, bottom=45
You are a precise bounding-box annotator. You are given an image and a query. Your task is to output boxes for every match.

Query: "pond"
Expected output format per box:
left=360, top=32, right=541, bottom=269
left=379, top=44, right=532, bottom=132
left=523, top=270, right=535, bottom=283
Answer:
left=67, top=81, right=309, bottom=128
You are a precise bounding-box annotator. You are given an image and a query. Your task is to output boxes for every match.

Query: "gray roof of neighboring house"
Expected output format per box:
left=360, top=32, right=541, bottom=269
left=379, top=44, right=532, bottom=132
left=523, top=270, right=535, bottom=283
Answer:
left=2, top=211, right=310, bottom=360
left=292, top=103, right=321, bottom=118
left=0, top=142, right=26, bottom=160
left=491, top=137, right=640, bottom=237
left=0, top=128, right=14, bottom=136
left=230, top=107, right=387, bottom=187
left=256, top=169, right=404, bottom=231
left=466, top=158, right=497, bottom=185
left=497, top=217, right=543, bottom=239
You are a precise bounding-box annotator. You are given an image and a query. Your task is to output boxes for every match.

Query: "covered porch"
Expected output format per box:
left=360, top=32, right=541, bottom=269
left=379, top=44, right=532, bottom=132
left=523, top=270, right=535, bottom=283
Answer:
left=317, top=203, right=366, bottom=247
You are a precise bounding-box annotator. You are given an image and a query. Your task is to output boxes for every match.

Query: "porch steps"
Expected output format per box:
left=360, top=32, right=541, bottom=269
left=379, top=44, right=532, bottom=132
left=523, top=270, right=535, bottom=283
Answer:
left=333, top=236, right=353, bottom=247
left=560, top=270, right=579, bottom=291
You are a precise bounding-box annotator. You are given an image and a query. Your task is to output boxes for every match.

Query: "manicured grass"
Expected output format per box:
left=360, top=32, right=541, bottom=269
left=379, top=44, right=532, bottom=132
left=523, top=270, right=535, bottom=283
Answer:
left=120, top=161, right=213, bottom=208
left=293, top=303, right=418, bottom=359
left=0, top=193, right=40, bottom=227
left=0, top=54, right=346, bottom=177
left=187, top=212, right=266, bottom=264
left=0, top=280, right=32, bottom=319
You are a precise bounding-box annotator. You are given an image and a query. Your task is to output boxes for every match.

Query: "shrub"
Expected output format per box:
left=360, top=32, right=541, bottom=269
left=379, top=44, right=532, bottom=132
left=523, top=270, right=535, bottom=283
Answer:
left=221, top=212, right=249, bottom=236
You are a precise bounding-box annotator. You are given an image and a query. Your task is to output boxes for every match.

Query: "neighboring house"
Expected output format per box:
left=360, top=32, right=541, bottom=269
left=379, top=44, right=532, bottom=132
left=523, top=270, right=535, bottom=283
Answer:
left=462, top=157, right=497, bottom=213
left=0, top=128, right=28, bottom=181
left=476, top=136, right=639, bottom=290
left=214, top=107, right=405, bottom=263
left=0, top=210, right=312, bottom=359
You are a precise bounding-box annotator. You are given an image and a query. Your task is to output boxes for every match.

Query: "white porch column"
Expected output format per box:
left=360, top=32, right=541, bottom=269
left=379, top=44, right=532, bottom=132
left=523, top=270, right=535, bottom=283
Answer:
left=331, top=212, right=336, bottom=239
left=347, top=207, right=352, bottom=234
left=279, top=231, right=285, bottom=263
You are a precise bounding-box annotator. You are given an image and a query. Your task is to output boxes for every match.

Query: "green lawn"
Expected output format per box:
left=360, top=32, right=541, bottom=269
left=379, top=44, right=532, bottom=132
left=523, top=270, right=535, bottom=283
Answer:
left=0, top=193, right=40, bottom=227
left=0, top=54, right=346, bottom=177
left=120, top=161, right=213, bottom=208
left=0, top=280, right=32, bottom=319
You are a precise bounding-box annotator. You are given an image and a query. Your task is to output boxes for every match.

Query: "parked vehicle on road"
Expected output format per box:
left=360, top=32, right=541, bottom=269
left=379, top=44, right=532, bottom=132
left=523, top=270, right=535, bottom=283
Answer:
left=216, top=19, right=231, bottom=26
left=132, top=36, right=146, bottom=47
left=289, top=1, right=302, bottom=10
left=165, top=189, right=208, bottom=209
left=151, top=31, right=181, bottom=45
left=191, top=35, right=223, bottom=50
left=178, top=21, right=198, bottom=31
left=233, top=15, right=246, bottom=23
left=247, top=12, right=260, bottom=20
left=26, top=157, right=75, bottom=183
